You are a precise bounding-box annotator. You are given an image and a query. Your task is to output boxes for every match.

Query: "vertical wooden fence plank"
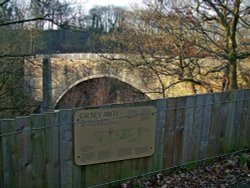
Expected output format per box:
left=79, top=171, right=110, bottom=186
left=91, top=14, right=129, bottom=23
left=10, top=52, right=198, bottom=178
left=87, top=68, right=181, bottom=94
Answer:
left=151, top=99, right=166, bottom=170
left=96, top=161, right=110, bottom=188
left=182, top=96, right=195, bottom=163
left=209, top=92, right=222, bottom=156
left=219, top=91, right=233, bottom=153
left=107, top=161, right=122, bottom=187
left=233, top=90, right=244, bottom=150
left=244, top=89, right=250, bottom=148
left=137, top=100, right=157, bottom=177
left=235, top=89, right=248, bottom=149
left=0, top=120, right=3, bottom=188
left=84, top=161, right=99, bottom=187
left=192, top=95, right=204, bottom=161
left=67, top=109, right=81, bottom=188
left=128, top=102, right=143, bottom=181
left=145, top=100, right=157, bottom=173
left=71, top=111, right=82, bottom=188
left=1, top=119, right=18, bottom=188
left=173, top=97, right=186, bottom=165
left=45, top=112, right=60, bottom=188
left=239, top=89, right=249, bottom=149
left=31, top=114, right=47, bottom=188
left=84, top=163, right=99, bottom=188
left=129, top=102, right=142, bottom=179
left=163, top=97, right=177, bottom=168
left=15, top=116, right=32, bottom=188
left=224, top=91, right=236, bottom=152
left=215, top=92, right=227, bottom=155
left=199, top=94, right=212, bottom=159
left=59, top=109, right=74, bottom=188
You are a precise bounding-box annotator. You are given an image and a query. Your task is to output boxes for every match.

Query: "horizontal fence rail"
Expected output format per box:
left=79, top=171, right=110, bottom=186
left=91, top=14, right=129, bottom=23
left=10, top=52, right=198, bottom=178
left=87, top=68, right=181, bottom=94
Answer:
left=0, top=89, right=249, bottom=188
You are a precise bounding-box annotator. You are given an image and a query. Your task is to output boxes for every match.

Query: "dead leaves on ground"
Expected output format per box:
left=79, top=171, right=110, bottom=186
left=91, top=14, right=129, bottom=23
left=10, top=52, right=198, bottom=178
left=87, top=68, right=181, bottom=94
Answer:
left=117, top=151, right=250, bottom=188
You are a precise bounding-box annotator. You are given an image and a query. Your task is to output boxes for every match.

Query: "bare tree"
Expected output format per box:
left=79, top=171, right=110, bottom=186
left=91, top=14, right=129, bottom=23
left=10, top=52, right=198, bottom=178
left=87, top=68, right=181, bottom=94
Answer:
left=176, top=0, right=250, bottom=90
left=99, top=2, right=219, bottom=98
left=100, top=0, right=250, bottom=98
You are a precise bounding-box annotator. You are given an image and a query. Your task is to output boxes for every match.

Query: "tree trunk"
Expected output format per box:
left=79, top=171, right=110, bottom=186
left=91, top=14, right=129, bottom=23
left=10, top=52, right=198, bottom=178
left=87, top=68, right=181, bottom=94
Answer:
left=227, top=55, right=238, bottom=90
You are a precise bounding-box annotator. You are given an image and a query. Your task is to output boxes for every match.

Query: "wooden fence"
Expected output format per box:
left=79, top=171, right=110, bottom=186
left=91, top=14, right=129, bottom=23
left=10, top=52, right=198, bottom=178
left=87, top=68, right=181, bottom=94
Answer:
left=0, top=89, right=249, bottom=188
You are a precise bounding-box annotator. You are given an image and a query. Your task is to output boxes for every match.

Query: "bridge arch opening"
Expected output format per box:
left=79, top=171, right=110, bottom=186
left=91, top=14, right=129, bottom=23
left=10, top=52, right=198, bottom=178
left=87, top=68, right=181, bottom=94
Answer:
left=55, top=77, right=150, bottom=109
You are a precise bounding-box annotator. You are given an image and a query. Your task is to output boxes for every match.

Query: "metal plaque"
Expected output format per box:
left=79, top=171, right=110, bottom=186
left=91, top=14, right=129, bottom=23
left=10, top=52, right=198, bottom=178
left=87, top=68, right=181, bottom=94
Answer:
left=74, top=106, right=156, bottom=166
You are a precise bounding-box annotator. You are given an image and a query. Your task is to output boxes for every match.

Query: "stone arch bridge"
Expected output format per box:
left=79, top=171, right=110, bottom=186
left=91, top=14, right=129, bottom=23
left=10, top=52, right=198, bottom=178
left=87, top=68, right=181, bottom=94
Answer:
left=24, top=53, right=167, bottom=110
